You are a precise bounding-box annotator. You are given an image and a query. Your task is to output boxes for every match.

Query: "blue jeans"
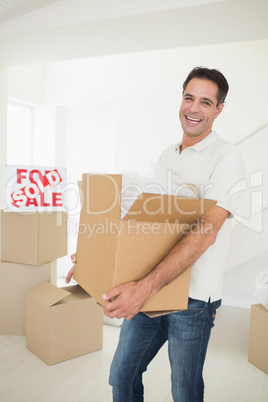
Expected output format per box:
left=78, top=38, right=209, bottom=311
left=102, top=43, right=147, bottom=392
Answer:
left=109, top=298, right=221, bottom=402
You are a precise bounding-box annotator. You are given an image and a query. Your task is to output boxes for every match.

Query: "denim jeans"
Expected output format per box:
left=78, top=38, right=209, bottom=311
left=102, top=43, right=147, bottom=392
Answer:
left=109, top=298, right=221, bottom=402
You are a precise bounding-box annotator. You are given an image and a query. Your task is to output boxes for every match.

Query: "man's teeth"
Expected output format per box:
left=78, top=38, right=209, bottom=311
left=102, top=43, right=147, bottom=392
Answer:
left=186, top=116, right=201, bottom=123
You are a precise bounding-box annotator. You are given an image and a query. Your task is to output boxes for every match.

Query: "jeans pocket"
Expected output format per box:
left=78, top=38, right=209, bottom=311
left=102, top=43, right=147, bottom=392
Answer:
left=187, top=298, right=207, bottom=311
left=211, top=299, right=221, bottom=323
left=169, top=299, right=207, bottom=327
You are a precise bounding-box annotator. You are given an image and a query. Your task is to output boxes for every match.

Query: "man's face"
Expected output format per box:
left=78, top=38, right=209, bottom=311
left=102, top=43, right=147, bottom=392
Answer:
left=179, top=78, right=224, bottom=140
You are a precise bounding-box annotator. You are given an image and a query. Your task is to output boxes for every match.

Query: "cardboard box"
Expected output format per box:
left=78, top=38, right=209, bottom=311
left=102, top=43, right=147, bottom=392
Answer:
left=26, top=282, right=103, bottom=365
left=0, top=261, right=52, bottom=335
left=73, top=174, right=216, bottom=313
left=248, top=304, right=268, bottom=374
left=1, top=211, right=68, bottom=265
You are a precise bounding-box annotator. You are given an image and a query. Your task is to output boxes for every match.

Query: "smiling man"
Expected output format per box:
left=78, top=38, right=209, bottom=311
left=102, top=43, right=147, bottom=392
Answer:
left=66, top=67, right=244, bottom=401
left=179, top=77, right=224, bottom=145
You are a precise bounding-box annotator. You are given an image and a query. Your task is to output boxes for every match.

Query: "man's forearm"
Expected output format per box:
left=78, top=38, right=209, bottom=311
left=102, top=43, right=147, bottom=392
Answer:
left=139, top=206, right=229, bottom=300
left=139, top=221, right=212, bottom=297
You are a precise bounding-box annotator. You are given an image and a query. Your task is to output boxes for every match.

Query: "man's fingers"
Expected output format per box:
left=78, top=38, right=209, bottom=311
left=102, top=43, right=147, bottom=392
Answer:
left=65, top=266, right=74, bottom=284
left=65, top=254, right=77, bottom=284
left=70, top=253, right=77, bottom=263
left=102, top=286, right=121, bottom=303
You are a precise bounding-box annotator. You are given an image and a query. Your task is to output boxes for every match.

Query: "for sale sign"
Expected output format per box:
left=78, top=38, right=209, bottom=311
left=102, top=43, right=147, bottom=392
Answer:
left=4, top=165, right=67, bottom=211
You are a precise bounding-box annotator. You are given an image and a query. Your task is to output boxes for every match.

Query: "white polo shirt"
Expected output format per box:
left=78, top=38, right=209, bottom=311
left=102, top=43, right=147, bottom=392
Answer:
left=157, top=131, right=244, bottom=302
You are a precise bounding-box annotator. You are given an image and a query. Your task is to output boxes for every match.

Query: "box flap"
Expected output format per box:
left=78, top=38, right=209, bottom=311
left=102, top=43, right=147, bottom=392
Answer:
left=27, top=282, right=70, bottom=307
left=82, top=174, right=122, bottom=219
left=123, top=193, right=217, bottom=223
left=58, top=284, right=91, bottom=303
left=74, top=215, right=119, bottom=306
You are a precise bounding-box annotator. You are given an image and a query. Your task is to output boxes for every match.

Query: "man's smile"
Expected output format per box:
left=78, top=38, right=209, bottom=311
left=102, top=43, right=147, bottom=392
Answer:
left=185, top=115, right=202, bottom=124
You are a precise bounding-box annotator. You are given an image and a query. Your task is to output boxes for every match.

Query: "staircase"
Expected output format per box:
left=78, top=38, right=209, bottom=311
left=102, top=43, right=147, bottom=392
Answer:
left=223, top=124, right=268, bottom=307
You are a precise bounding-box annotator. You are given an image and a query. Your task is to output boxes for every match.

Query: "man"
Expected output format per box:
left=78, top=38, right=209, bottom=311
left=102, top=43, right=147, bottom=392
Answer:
left=66, top=67, right=244, bottom=401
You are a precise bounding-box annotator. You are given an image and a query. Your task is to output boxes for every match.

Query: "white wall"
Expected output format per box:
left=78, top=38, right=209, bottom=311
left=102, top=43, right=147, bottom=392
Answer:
left=238, top=126, right=268, bottom=218
left=0, top=68, right=8, bottom=255
left=32, top=106, right=57, bottom=166
left=7, top=39, right=268, bottom=174
left=8, top=65, right=45, bottom=105
left=43, top=39, right=268, bottom=170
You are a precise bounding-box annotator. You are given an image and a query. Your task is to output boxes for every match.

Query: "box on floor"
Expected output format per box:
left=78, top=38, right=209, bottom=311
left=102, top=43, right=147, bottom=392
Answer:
left=248, top=303, right=268, bottom=374
left=26, top=282, right=103, bottom=365
left=1, top=210, right=68, bottom=265
left=74, top=173, right=216, bottom=314
left=0, top=261, right=55, bottom=335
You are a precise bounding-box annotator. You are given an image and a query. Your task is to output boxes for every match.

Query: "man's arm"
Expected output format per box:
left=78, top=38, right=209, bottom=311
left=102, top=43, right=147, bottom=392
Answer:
left=103, top=205, right=229, bottom=320
left=65, top=254, right=77, bottom=284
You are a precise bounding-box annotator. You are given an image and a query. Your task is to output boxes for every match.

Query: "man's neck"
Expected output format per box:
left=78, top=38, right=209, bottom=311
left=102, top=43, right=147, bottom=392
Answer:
left=181, top=131, right=212, bottom=152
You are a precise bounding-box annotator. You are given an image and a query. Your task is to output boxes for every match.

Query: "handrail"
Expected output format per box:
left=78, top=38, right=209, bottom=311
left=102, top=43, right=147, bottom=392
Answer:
left=232, top=204, right=268, bottom=227
left=236, top=122, right=268, bottom=145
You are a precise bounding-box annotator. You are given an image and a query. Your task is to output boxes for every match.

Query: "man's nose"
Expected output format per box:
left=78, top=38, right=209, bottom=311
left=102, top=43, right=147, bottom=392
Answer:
left=188, top=100, right=200, bottom=113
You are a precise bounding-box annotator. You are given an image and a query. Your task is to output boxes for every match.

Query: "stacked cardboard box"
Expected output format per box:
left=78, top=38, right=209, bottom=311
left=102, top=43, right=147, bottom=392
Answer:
left=26, top=282, right=103, bottom=365
left=248, top=304, right=268, bottom=374
left=1, top=211, right=68, bottom=265
left=1, top=209, right=103, bottom=364
left=0, top=261, right=52, bottom=335
left=0, top=211, right=68, bottom=335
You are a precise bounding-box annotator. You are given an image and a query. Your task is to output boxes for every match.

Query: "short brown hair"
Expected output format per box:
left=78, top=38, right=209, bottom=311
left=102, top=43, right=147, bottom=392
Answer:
left=183, top=67, right=229, bottom=106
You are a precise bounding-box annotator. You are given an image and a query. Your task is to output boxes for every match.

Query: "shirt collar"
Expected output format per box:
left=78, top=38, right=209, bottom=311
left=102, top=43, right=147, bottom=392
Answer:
left=178, top=131, right=219, bottom=153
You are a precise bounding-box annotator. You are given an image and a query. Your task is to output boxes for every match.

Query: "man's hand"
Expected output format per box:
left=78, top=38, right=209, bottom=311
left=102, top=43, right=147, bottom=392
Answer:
left=103, top=280, right=151, bottom=321
left=65, top=253, right=77, bottom=284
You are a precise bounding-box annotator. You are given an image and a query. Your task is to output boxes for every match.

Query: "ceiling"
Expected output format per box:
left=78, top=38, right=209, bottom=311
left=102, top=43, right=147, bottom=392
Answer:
left=0, top=0, right=225, bottom=26
left=0, top=0, right=69, bottom=23
left=0, top=0, right=267, bottom=67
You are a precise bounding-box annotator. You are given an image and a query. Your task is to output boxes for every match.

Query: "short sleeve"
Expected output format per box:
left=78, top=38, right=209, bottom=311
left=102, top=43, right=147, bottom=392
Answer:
left=204, top=145, right=245, bottom=217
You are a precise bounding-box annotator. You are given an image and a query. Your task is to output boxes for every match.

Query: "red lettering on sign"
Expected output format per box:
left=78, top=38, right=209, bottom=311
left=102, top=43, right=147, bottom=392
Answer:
left=25, top=197, right=39, bottom=207
left=52, top=192, right=62, bottom=207
left=11, top=169, right=63, bottom=208
left=17, top=169, right=28, bottom=184
left=29, top=169, right=43, bottom=183
left=40, top=192, right=50, bottom=207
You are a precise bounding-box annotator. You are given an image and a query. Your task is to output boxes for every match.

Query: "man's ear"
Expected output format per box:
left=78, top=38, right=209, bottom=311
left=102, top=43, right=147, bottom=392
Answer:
left=215, top=102, right=224, bottom=119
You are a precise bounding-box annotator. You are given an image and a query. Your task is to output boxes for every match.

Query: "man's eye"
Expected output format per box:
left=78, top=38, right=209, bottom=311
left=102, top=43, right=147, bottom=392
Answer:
left=202, top=101, right=211, bottom=106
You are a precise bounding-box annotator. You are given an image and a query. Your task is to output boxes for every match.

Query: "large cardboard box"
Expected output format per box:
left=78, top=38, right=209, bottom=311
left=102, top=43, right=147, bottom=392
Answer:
left=1, top=211, right=68, bottom=265
left=73, top=174, right=216, bottom=313
left=248, top=304, right=268, bottom=374
left=0, top=261, right=53, bottom=335
left=26, top=282, right=103, bottom=365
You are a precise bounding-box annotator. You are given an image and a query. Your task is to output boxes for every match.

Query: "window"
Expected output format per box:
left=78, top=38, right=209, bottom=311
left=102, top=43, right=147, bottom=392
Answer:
left=7, top=102, right=33, bottom=165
